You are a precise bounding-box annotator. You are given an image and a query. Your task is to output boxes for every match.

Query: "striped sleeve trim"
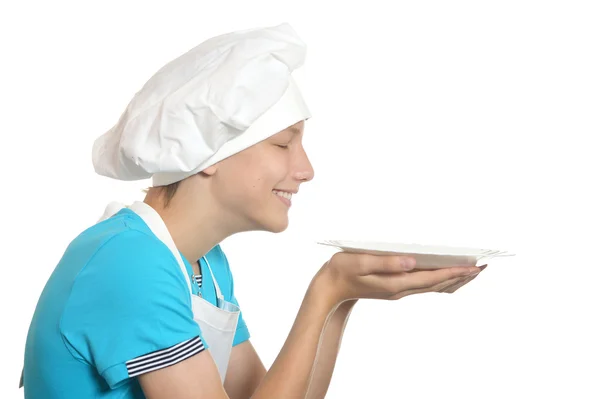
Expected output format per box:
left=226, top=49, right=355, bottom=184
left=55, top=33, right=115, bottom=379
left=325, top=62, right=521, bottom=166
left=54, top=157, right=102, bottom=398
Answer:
left=125, top=336, right=205, bottom=377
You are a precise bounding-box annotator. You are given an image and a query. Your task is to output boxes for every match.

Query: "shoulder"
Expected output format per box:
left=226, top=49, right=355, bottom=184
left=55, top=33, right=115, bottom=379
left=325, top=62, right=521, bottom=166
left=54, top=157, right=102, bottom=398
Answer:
left=63, top=220, right=190, bottom=319
left=67, top=208, right=177, bottom=271
left=92, top=228, right=176, bottom=267
left=60, top=223, right=196, bottom=346
left=85, top=231, right=181, bottom=288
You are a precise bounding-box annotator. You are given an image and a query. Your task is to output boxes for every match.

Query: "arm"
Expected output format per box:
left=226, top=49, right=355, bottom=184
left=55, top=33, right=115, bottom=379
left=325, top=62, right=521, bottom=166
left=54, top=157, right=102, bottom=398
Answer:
left=222, top=302, right=357, bottom=399
left=139, top=351, right=228, bottom=398
left=223, top=341, right=266, bottom=399
left=305, top=299, right=357, bottom=399
left=139, top=254, right=480, bottom=398
left=249, top=275, right=338, bottom=398
left=139, top=274, right=337, bottom=399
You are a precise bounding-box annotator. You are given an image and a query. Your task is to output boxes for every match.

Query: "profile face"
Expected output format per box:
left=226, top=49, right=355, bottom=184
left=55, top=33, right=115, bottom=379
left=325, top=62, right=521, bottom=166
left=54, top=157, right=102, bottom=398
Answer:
left=211, top=121, right=314, bottom=233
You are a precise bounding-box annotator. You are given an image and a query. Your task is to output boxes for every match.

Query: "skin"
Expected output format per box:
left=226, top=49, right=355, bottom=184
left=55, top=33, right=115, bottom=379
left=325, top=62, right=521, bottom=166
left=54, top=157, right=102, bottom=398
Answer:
left=138, top=120, right=486, bottom=398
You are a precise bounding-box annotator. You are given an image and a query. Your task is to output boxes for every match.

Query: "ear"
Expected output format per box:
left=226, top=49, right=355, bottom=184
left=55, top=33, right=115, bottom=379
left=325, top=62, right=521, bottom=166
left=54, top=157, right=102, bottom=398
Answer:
left=200, top=165, right=218, bottom=176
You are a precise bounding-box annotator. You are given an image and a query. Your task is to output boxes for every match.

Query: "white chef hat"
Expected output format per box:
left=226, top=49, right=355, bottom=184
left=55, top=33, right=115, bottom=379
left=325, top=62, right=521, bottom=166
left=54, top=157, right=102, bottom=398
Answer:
left=92, top=23, right=311, bottom=187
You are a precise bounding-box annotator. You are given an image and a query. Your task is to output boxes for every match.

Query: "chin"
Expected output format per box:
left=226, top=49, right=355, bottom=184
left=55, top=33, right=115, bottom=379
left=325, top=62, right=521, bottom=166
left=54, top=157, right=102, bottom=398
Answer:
left=247, top=197, right=291, bottom=233
left=264, top=217, right=289, bottom=233
left=253, top=211, right=289, bottom=233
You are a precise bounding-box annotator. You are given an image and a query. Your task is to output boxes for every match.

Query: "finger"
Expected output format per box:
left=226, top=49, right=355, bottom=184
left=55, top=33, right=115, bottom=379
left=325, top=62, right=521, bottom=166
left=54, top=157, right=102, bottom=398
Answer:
left=386, top=265, right=487, bottom=299
left=365, top=266, right=476, bottom=296
left=386, top=279, right=458, bottom=300
left=441, top=264, right=487, bottom=293
left=432, top=276, right=467, bottom=293
left=383, top=275, right=464, bottom=300
left=440, top=275, right=474, bottom=293
left=342, top=253, right=415, bottom=276
left=396, top=266, right=480, bottom=291
left=409, top=264, right=485, bottom=273
left=388, top=277, right=472, bottom=300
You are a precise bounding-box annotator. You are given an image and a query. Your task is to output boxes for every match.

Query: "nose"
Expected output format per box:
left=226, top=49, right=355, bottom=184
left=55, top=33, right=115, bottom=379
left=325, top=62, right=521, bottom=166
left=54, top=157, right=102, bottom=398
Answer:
left=293, top=145, right=315, bottom=183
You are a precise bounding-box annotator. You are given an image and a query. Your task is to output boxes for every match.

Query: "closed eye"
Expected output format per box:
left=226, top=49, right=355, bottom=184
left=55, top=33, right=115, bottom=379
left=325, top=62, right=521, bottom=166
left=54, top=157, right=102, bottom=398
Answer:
left=276, top=144, right=289, bottom=149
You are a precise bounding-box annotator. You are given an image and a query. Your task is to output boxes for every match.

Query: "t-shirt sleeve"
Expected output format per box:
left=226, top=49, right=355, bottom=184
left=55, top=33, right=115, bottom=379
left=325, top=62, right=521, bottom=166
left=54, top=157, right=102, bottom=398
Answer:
left=214, top=245, right=250, bottom=346
left=60, top=230, right=206, bottom=389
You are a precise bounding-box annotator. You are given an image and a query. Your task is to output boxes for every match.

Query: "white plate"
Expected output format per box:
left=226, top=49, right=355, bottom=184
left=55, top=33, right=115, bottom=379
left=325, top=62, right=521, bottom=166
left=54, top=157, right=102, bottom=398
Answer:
left=317, top=240, right=515, bottom=269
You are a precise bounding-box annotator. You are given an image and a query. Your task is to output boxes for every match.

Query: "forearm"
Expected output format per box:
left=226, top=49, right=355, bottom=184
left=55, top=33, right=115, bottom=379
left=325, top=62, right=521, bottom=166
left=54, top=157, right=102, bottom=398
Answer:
left=251, top=276, right=336, bottom=399
left=305, top=299, right=356, bottom=399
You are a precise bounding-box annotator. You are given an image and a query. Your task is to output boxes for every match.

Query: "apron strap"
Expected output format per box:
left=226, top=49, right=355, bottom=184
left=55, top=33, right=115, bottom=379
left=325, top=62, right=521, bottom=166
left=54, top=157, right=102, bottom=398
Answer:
left=97, top=201, right=127, bottom=223
left=202, top=255, right=224, bottom=304
left=128, top=201, right=193, bottom=294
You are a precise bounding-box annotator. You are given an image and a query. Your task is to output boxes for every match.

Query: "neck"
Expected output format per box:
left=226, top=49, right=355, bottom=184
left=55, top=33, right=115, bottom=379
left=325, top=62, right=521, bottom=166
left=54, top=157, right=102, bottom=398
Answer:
left=143, top=186, right=239, bottom=265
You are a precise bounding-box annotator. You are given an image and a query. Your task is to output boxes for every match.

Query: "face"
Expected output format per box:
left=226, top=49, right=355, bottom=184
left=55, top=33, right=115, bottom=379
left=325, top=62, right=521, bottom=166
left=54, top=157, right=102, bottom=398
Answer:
left=210, top=121, right=314, bottom=233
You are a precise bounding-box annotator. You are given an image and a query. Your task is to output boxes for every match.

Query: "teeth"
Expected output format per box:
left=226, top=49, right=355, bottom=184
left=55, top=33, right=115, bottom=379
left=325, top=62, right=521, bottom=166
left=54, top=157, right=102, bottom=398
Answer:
left=273, top=190, right=292, bottom=200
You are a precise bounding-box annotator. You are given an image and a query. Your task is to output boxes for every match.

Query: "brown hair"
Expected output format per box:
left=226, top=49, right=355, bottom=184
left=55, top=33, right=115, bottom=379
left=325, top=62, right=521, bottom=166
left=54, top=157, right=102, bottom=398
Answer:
left=143, top=180, right=182, bottom=207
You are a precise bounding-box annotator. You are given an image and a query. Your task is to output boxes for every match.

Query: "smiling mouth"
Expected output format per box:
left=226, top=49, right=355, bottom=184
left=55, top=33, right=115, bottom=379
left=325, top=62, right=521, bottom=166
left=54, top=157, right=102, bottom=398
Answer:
left=272, top=190, right=293, bottom=200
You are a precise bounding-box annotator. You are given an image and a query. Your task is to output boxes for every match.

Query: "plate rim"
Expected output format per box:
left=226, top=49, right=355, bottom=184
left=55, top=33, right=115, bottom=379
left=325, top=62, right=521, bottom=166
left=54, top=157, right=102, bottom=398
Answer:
left=317, top=239, right=515, bottom=257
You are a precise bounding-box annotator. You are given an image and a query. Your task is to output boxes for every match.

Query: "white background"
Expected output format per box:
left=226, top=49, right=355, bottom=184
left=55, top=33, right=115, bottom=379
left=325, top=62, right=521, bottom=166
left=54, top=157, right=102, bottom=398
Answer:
left=1, top=0, right=599, bottom=398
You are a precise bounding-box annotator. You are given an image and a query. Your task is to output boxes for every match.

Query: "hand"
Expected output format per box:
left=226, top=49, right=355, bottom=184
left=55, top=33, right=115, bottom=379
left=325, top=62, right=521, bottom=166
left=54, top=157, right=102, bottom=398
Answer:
left=315, top=252, right=482, bottom=307
left=439, top=264, right=488, bottom=293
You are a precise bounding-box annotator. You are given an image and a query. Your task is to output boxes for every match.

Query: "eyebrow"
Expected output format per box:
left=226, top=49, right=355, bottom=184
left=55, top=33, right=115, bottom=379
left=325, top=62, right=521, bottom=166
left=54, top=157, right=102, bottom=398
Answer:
left=289, top=126, right=302, bottom=135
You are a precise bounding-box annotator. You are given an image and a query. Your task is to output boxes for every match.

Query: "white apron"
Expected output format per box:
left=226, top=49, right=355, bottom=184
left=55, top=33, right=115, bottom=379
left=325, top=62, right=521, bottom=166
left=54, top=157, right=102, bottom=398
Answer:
left=102, top=201, right=241, bottom=382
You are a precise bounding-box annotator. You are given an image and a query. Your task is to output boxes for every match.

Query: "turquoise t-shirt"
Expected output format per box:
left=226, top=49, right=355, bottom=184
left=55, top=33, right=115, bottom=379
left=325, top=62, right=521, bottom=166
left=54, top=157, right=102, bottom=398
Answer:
left=22, top=208, right=250, bottom=398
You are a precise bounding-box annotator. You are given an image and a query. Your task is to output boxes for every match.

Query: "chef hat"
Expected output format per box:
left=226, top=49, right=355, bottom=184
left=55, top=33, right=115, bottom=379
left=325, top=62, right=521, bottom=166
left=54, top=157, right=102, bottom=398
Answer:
left=92, top=23, right=311, bottom=187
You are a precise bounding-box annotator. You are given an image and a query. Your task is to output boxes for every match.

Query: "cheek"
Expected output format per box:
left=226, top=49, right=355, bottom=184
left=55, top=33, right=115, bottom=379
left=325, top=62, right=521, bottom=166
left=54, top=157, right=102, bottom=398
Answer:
left=245, top=168, right=279, bottom=196
left=221, top=166, right=269, bottom=203
left=247, top=158, right=287, bottom=190
left=218, top=150, right=288, bottom=200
